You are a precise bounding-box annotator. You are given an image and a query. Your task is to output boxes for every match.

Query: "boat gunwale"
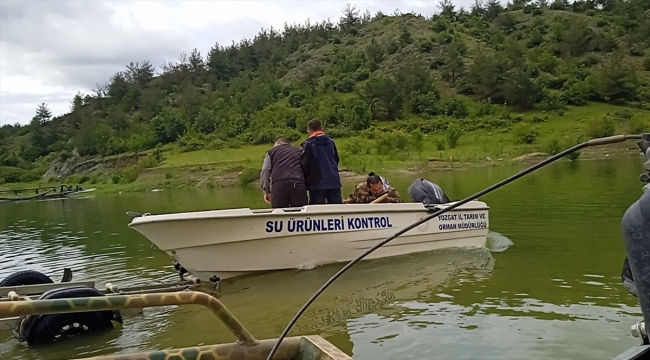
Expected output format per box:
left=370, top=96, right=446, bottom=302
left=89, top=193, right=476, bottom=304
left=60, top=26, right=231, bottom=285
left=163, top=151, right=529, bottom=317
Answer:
left=128, top=201, right=490, bottom=227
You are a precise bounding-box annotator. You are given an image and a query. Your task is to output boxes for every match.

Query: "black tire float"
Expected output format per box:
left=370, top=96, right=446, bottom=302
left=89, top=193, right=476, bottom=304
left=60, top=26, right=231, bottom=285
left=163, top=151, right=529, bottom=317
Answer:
left=0, top=270, right=54, bottom=287
left=16, top=285, right=123, bottom=346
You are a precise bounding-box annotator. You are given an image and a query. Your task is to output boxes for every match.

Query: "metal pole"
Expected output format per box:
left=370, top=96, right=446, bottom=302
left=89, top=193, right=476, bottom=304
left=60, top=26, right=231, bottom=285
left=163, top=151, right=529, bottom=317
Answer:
left=0, top=291, right=258, bottom=346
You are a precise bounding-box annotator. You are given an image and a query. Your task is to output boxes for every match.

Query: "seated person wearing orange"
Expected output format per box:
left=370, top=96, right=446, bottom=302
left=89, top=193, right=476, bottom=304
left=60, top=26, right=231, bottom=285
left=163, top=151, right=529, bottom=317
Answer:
left=343, top=172, right=403, bottom=203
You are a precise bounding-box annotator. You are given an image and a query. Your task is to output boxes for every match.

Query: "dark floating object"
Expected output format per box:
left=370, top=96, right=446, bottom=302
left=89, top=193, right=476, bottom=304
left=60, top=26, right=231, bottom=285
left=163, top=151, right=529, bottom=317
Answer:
left=0, top=184, right=95, bottom=202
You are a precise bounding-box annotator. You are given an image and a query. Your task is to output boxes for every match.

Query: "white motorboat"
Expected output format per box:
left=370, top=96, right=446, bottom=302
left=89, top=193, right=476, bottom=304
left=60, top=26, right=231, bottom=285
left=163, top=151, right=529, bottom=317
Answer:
left=127, top=201, right=490, bottom=281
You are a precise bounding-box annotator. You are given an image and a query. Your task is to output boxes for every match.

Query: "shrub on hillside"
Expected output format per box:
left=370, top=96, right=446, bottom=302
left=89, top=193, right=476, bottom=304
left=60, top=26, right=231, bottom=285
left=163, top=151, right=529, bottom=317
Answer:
left=244, top=127, right=302, bottom=145
left=325, top=126, right=353, bottom=139
left=239, top=168, right=259, bottom=186
left=343, top=96, right=372, bottom=131
left=122, top=167, right=141, bottom=184
left=375, top=130, right=410, bottom=155
left=541, top=90, right=566, bottom=111
left=0, top=166, right=40, bottom=183
left=560, top=78, right=594, bottom=106
left=587, top=116, right=616, bottom=139
left=442, top=98, right=469, bottom=119
left=411, top=91, right=440, bottom=116
left=512, top=123, right=539, bottom=144
left=644, top=56, right=650, bottom=71
left=628, top=115, right=650, bottom=134
left=178, top=134, right=206, bottom=153
left=137, top=154, right=161, bottom=168
left=435, top=138, right=446, bottom=150
left=567, top=150, right=581, bottom=161
left=392, top=130, right=411, bottom=151
left=410, top=129, right=424, bottom=153
left=629, top=44, right=645, bottom=57
left=544, top=137, right=562, bottom=155
left=614, top=109, right=635, bottom=120
left=345, top=138, right=371, bottom=155
left=446, top=123, right=463, bottom=148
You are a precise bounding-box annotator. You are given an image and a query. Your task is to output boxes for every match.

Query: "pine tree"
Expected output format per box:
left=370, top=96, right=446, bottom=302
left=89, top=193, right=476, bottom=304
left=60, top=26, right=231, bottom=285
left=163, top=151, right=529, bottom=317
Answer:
left=35, top=103, right=52, bottom=124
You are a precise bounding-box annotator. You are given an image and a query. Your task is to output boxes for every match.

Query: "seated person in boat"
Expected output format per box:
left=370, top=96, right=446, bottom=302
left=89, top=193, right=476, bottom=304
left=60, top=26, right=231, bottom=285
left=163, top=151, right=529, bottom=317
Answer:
left=407, top=178, right=450, bottom=204
left=343, top=172, right=403, bottom=203
left=260, top=138, right=308, bottom=208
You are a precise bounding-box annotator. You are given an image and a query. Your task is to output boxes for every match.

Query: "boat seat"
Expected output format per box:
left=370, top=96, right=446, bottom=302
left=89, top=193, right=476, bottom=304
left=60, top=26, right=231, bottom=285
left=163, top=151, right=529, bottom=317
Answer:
left=280, top=208, right=304, bottom=212
left=251, top=207, right=305, bottom=214
left=251, top=209, right=274, bottom=214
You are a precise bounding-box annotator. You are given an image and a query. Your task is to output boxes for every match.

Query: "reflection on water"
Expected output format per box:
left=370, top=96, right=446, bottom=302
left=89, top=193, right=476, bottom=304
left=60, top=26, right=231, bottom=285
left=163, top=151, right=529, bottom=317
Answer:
left=0, top=156, right=646, bottom=359
left=349, top=300, right=639, bottom=360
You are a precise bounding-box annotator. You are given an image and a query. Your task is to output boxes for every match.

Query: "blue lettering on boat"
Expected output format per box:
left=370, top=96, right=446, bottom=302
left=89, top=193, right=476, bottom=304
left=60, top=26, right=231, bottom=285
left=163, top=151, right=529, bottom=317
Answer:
left=439, top=220, right=487, bottom=231
left=265, top=220, right=283, bottom=233
left=439, top=214, right=457, bottom=221
left=462, top=213, right=486, bottom=220
left=439, top=223, right=457, bottom=231
left=268, top=216, right=393, bottom=233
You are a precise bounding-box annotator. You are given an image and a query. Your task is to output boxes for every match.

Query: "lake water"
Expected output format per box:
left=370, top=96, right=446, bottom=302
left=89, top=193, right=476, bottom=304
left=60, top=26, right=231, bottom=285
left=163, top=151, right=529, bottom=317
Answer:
left=0, top=156, right=647, bottom=360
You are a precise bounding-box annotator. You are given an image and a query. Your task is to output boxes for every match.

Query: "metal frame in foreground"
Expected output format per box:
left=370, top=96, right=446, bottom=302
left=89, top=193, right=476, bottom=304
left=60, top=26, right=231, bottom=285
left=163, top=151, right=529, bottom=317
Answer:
left=0, top=290, right=352, bottom=360
left=0, top=269, right=203, bottom=331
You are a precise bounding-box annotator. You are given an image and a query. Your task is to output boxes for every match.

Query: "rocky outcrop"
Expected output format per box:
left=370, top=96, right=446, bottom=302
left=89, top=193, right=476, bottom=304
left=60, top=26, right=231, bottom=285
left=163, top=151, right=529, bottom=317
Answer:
left=44, top=151, right=86, bottom=180
left=43, top=152, right=145, bottom=180
left=513, top=152, right=548, bottom=162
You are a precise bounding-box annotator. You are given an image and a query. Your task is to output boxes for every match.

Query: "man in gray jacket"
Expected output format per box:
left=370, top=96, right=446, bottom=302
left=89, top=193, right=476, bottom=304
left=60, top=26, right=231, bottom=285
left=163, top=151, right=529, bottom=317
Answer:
left=260, top=138, right=308, bottom=208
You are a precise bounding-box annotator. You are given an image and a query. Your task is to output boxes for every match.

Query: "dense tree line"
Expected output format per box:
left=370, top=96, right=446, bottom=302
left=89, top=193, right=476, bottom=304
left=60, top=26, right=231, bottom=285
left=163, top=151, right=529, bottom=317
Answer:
left=1, top=0, right=649, bottom=182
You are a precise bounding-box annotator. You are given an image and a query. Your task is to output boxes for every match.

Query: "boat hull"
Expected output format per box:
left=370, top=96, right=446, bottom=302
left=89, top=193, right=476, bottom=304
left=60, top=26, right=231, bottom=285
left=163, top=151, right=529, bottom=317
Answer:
left=128, top=201, right=490, bottom=281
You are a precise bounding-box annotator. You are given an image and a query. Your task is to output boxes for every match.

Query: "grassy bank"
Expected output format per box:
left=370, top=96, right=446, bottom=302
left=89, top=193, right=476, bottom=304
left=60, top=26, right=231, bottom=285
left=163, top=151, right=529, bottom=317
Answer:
left=1, top=102, right=648, bottom=195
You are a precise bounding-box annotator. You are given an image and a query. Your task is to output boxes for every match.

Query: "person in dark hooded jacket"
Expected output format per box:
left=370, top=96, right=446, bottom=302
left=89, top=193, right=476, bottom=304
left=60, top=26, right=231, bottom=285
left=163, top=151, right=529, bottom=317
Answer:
left=300, top=119, right=342, bottom=204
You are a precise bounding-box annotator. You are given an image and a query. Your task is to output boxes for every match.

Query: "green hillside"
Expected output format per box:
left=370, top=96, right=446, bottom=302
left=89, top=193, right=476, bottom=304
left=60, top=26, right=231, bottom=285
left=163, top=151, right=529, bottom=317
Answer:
left=1, top=1, right=650, bottom=187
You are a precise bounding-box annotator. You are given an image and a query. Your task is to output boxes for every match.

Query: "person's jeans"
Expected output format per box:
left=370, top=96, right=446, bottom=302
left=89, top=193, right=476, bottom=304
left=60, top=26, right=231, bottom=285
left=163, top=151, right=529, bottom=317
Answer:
left=308, top=188, right=342, bottom=204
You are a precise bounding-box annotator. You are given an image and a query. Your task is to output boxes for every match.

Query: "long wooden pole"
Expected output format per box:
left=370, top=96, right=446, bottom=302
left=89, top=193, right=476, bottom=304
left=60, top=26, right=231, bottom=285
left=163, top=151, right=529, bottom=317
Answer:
left=370, top=193, right=389, bottom=204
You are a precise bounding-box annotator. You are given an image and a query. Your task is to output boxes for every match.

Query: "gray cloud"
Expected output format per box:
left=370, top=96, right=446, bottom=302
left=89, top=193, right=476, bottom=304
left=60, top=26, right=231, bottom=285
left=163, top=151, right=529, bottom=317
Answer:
left=0, top=0, right=480, bottom=126
left=0, top=1, right=190, bottom=89
left=0, top=91, right=74, bottom=126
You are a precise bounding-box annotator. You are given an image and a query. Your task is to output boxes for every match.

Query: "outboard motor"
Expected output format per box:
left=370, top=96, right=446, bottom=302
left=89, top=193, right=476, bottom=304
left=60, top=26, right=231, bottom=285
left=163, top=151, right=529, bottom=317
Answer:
left=616, top=134, right=650, bottom=359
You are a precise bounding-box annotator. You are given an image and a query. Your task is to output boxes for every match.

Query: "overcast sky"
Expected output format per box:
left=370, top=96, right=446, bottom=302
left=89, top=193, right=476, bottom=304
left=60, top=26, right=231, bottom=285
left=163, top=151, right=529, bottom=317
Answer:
left=0, top=0, right=480, bottom=126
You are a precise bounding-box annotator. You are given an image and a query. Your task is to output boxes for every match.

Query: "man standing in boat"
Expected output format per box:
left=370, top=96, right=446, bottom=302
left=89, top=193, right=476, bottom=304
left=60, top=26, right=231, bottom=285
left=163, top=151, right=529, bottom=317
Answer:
left=343, top=172, right=403, bottom=203
left=300, top=119, right=343, bottom=204
left=260, top=138, right=308, bottom=208
left=407, top=178, right=450, bottom=204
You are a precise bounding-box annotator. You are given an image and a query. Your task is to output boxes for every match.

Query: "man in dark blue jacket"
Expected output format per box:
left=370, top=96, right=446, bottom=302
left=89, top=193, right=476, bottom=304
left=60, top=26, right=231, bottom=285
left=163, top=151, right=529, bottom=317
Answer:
left=300, top=119, right=342, bottom=204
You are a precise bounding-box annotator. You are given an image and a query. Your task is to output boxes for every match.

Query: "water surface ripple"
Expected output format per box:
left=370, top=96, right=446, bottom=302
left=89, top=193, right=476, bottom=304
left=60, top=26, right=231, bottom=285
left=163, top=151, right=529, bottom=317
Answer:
left=0, top=156, right=645, bottom=359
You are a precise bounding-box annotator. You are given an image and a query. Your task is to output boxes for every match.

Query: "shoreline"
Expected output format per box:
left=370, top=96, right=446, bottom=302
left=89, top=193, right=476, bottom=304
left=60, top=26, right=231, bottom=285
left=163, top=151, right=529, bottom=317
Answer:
left=1, top=142, right=642, bottom=195
left=2, top=102, right=647, bottom=196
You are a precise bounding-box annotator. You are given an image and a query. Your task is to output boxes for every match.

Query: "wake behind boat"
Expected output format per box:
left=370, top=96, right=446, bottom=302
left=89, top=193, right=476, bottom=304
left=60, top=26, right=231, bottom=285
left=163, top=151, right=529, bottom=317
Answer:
left=128, top=201, right=490, bottom=281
